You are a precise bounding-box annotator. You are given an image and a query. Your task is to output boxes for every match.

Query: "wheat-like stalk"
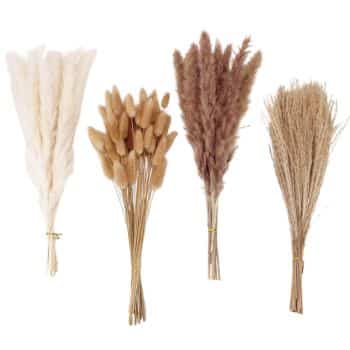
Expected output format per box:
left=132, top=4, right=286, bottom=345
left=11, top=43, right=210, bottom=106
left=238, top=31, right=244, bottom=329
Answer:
left=89, top=87, right=177, bottom=325
left=7, top=47, right=95, bottom=276
left=267, top=82, right=337, bottom=313
left=174, top=32, right=261, bottom=279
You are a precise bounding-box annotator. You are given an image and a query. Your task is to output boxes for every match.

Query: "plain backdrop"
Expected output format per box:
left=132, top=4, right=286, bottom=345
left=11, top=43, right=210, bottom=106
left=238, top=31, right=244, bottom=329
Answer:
left=1, top=0, right=350, bottom=349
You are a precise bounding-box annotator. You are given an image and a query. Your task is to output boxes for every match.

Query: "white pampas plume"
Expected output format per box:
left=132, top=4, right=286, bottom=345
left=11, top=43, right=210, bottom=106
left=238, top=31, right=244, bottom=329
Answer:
left=7, top=47, right=95, bottom=276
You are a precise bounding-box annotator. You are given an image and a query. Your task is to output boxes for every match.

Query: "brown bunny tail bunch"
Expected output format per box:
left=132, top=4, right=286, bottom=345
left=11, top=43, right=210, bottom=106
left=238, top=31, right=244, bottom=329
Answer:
left=174, top=32, right=261, bottom=280
left=267, top=82, right=336, bottom=313
left=89, top=87, right=177, bottom=325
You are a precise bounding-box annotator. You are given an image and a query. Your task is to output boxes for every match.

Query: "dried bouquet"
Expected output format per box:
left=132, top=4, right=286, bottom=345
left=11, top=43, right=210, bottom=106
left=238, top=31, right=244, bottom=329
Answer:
left=267, top=82, right=337, bottom=313
left=173, top=32, right=261, bottom=279
left=7, top=47, right=95, bottom=275
left=89, top=87, right=177, bottom=325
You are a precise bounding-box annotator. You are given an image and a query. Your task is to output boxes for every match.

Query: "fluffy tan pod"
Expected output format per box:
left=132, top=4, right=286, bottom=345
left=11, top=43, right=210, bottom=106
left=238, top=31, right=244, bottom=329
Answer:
left=164, top=116, right=171, bottom=135
left=119, top=112, right=129, bottom=139
left=140, top=98, right=153, bottom=129
left=116, top=138, right=127, bottom=156
left=113, top=160, right=128, bottom=189
left=98, top=105, right=107, bottom=123
left=104, top=134, right=114, bottom=152
left=126, top=150, right=137, bottom=185
left=135, top=109, right=142, bottom=127
left=166, top=131, right=178, bottom=151
left=88, top=127, right=106, bottom=153
left=105, top=90, right=115, bottom=125
left=151, top=90, right=161, bottom=114
left=134, top=129, right=144, bottom=155
left=98, top=152, right=114, bottom=180
left=152, top=136, right=167, bottom=165
left=108, top=120, right=119, bottom=143
left=139, top=88, right=147, bottom=105
left=124, top=94, right=136, bottom=118
left=151, top=158, right=167, bottom=189
left=144, top=125, right=154, bottom=150
left=112, top=85, right=123, bottom=115
left=161, top=93, right=170, bottom=108
left=149, top=137, right=156, bottom=154
left=154, top=112, right=170, bottom=136
left=104, top=135, right=119, bottom=160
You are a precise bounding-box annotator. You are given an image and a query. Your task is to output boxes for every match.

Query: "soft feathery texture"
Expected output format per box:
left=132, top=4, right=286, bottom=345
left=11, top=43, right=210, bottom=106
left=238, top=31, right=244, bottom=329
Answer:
left=174, top=32, right=261, bottom=280
left=174, top=32, right=261, bottom=198
left=7, top=48, right=95, bottom=232
left=267, top=82, right=337, bottom=313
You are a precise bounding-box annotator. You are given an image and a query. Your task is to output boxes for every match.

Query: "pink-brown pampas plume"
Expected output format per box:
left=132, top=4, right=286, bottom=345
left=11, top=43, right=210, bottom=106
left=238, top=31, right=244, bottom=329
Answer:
left=174, top=32, right=261, bottom=279
left=7, top=47, right=95, bottom=276
left=267, top=82, right=337, bottom=313
left=89, top=87, right=176, bottom=325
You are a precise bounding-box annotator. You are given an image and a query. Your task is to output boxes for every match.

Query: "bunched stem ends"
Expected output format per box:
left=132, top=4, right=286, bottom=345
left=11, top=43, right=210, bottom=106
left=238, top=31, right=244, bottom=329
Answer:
left=290, top=258, right=304, bottom=313
left=207, top=194, right=220, bottom=280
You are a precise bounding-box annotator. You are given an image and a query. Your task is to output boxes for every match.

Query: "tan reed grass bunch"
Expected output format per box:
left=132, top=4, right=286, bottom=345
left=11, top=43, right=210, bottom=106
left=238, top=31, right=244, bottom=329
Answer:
left=89, top=86, right=177, bottom=325
left=174, top=32, right=261, bottom=280
left=267, top=82, right=337, bottom=313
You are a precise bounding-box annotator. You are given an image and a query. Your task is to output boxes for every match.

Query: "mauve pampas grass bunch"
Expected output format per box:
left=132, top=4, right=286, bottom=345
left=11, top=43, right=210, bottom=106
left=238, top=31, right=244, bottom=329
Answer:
left=89, top=87, right=176, bottom=325
left=7, top=47, right=95, bottom=276
left=267, top=82, right=337, bottom=313
left=174, top=32, right=262, bottom=279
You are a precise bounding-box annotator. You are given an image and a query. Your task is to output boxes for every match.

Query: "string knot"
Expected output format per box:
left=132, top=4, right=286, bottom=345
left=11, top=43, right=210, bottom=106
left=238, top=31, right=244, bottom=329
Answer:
left=46, top=232, right=62, bottom=240
left=293, top=256, right=304, bottom=273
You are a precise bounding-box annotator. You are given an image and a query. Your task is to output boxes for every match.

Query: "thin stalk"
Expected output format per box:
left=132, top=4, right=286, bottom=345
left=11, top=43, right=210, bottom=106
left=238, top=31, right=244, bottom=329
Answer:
left=121, top=156, right=153, bottom=325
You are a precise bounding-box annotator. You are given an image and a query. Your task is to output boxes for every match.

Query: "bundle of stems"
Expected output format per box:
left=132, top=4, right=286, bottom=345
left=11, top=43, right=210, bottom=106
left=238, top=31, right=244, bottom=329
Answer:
left=267, top=82, right=337, bottom=313
left=89, top=86, right=177, bottom=325
left=174, top=32, right=261, bottom=279
left=7, top=47, right=95, bottom=275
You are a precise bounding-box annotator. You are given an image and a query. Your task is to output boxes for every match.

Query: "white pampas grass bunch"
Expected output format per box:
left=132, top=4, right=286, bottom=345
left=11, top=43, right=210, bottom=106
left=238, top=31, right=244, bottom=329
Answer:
left=7, top=47, right=95, bottom=276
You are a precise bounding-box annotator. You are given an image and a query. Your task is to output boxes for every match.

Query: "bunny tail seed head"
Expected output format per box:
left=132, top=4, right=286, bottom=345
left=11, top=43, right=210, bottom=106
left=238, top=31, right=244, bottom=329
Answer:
left=113, top=160, right=128, bottom=189
left=88, top=127, right=105, bottom=152
left=151, top=158, right=167, bottom=189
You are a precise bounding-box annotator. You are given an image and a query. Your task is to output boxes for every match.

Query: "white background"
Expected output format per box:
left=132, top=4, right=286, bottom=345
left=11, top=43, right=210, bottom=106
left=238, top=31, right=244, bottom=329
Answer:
left=1, top=0, right=350, bottom=349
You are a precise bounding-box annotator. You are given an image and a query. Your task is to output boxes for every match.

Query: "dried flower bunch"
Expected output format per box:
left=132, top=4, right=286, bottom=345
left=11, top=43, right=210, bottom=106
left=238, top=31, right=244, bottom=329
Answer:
left=173, top=32, right=262, bottom=279
left=7, top=47, right=95, bottom=276
left=89, top=86, right=177, bottom=325
left=267, top=82, right=337, bottom=313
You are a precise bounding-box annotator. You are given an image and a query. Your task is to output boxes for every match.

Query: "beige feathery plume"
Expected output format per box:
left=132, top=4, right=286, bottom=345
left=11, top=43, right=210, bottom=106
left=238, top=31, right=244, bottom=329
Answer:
left=267, top=82, right=337, bottom=313
left=7, top=47, right=95, bottom=276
